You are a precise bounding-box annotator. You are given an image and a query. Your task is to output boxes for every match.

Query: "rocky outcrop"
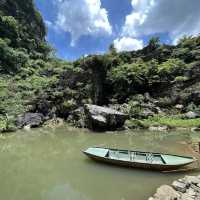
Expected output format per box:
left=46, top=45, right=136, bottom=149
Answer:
left=149, top=175, right=200, bottom=200
left=16, top=112, right=44, bottom=128
left=84, top=104, right=128, bottom=131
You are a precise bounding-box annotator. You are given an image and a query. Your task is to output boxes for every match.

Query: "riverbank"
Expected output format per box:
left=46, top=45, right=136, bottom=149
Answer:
left=126, top=116, right=200, bottom=132
left=2, top=114, right=200, bottom=134
left=149, top=175, right=200, bottom=200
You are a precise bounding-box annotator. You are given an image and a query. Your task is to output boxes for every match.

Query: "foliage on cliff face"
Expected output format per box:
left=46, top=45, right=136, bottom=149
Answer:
left=0, top=0, right=52, bottom=74
left=0, top=0, right=46, bottom=49
left=0, top=0, right=66, bottom=130
left=76, top=35, right=200, bottom=105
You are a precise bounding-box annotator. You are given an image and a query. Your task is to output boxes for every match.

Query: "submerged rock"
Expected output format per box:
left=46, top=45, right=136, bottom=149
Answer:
left=16, top=112, right=44, bottom=129
left=84, top=104, right=128, bottom=131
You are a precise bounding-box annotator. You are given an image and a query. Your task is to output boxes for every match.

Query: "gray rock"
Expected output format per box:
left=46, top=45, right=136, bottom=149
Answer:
left=23, top=125, right=31, bottom=131
left=189, top=184, right=200, bottom=194
left=149, top=126, right=169, bottom=131
left=141, top=103, right=158, bottom=112
left=175, top=104, right=184, bottom=110
left=44, top=118, right=64, bottom=128
left=151, top=185, right=181, bottom=200
left=186, top=188, right=196, bottom=198
left=181, top=193, right=195, bottom=200
left=149, top=175, right=200, bottom=200
left=148, top=198, right=155, bottom=200
left=172, top=180, right=187, bottom=193
left=84, top=104, right=128, bottom=131
left=144, top=92, right=151, bottom=102
left=183, top=176, right=200, bottom=185
left=141, top=108, right=154, bottom=118
left=67, top=107, right=86, bottom=128
left=184, top=111, right=200, bottom=119
left=16, top=112, right=44, bottom=128
left=91, top=115, right=107, bottom=126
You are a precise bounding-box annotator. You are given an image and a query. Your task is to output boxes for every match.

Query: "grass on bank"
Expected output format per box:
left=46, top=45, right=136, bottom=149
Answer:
left=127, top=115, right=200, bottom=129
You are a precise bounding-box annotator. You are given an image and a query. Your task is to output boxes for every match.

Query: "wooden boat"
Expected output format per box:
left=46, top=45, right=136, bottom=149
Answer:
left=83, top=147, right=196, bottom=171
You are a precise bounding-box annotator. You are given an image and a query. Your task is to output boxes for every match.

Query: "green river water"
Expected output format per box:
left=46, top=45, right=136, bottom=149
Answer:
left=0, top=125, right=199, bottom=200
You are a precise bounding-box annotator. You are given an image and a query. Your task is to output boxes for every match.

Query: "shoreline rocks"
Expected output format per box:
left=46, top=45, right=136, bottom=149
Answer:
left=16, top=112, right=45, bottom=129
left=149, top=175, right=200, bottom=200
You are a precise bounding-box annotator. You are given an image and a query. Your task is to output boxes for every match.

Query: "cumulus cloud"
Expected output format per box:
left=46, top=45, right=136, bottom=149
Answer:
left=45, top=20, right=53, bottom=28
left=54, top=0, right=112, bottom=46
left=122, top=0, right=200, bottom=44
left=114, top=37, right=144, bottom=52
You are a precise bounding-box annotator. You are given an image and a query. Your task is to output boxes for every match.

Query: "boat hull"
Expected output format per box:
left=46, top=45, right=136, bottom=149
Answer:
left=83, top=150, right=195, bottom=171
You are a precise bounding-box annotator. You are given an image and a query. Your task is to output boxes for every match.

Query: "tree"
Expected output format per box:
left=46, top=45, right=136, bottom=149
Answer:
left=80, top=55, right=110, bottom=105
left=108, top=44, right=117, bottom=55
left=148, top=37, right=160, bottom=51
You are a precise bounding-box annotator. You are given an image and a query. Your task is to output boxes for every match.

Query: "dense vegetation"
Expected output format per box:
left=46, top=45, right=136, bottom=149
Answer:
left=1, top=0, right=200, bottom=132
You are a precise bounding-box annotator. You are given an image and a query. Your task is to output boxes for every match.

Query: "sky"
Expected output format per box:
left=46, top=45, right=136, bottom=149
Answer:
left=34, top=0, right=200, bottom=61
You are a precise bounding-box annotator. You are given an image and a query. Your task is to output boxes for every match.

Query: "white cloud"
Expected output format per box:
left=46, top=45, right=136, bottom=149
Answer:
left=114, top=37, right=144, bottom=52
left=122, top=0, right=200, bottom=44
left=45, top=20, right=53, bottom=28
left=54, top=0, right=112, bottom=46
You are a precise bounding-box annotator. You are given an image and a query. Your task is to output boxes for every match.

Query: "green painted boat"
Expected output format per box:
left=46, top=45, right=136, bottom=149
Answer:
left=83, top=147, right=196, bottom=171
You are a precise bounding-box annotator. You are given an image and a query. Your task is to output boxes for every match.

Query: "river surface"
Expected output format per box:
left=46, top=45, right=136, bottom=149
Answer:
left=0, top=126, right=200, bottom=200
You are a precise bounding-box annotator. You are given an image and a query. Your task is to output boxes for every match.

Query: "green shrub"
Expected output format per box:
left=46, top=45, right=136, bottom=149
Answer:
left=0, top=38, right=29, bottom=73
left=186, top=103, right=200, bottom=113
left=157, top=58, right=186, bottom=81
left=175, top=76, right=188, bottom=82
left=0, top=16, right=19, bottom=43
left=109, top=59, right=149, bottom=100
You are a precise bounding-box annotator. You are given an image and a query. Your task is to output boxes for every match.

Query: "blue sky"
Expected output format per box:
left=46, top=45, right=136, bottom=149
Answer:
left=34, top=0, right=200, bottom=61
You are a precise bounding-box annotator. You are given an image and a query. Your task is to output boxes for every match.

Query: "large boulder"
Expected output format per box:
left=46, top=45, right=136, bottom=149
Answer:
left=84, top=104, right=128, bottom=131
left=16, top=113, right=44, bottom=129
